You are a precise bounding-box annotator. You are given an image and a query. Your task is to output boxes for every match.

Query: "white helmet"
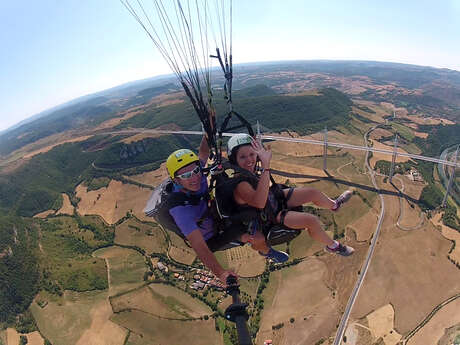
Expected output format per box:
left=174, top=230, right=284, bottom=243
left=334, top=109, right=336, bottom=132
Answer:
left=227, top=133, right=253, bottom=157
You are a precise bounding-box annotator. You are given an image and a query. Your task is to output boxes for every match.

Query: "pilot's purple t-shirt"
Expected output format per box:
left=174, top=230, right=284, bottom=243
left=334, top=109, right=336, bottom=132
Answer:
left=168, top=167, right=214, bottom=240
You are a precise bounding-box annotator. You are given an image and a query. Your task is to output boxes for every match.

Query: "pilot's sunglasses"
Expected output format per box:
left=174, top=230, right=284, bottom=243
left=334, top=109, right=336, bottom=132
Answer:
left=176, top=165, right=201, bottom=179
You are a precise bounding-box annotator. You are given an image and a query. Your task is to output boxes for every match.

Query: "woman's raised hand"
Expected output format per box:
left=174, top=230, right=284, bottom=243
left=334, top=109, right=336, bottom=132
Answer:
left=251, top=139, right=271, bottom=169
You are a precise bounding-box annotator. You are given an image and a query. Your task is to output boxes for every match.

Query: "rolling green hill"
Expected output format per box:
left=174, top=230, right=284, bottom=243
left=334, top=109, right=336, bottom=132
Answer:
left=118, top=87, right=352, bottom=135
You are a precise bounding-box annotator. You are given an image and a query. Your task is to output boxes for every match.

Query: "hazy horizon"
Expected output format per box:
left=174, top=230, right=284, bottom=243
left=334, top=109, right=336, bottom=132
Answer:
left=2, top=0, right=459, bottom=132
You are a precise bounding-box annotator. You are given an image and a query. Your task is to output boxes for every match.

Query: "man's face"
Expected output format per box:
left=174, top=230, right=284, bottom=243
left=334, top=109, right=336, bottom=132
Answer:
left=175, top=163, right=202, bottom=192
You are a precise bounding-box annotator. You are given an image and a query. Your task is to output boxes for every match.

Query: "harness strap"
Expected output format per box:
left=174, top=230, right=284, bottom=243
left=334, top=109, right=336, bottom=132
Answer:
left=279, top=209, right=289, bottom=226
left=285, top=187, right=295, bottom=202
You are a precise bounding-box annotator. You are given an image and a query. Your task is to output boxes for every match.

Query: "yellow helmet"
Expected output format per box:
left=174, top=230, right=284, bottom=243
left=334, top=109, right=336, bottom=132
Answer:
left=166, top=149, right=199, bottom=179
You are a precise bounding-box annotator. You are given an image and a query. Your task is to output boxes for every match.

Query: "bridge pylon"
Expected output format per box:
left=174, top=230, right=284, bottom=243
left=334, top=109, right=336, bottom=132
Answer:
left=442, top=145, right=459, bottom=208
left=389, top=134, right=399, bottom=183
left=323, top=126, right=328, bottom=171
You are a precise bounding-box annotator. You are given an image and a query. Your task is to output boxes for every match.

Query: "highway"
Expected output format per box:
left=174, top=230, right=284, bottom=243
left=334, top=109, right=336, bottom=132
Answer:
left=331, top=126, right=386, bottom=345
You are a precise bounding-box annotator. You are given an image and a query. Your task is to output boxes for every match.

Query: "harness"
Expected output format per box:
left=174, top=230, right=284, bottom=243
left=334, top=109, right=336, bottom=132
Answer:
left=144, top=179, right=208, bottom=240
left=144, top=177, right=251, bottom=251
left=141, top=17, right=300, bottom=249
left=211, top=161, right=302, bottom=246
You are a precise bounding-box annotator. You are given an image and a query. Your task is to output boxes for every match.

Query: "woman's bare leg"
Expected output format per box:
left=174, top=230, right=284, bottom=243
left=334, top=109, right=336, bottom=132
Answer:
left=284, top=187, right=335, bottom=209
left=277, top=210, right=335, bottom=247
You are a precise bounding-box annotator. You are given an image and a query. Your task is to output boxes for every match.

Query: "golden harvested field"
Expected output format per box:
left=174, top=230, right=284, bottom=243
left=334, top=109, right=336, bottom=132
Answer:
left=369, top=140, right=412, bottom=168
left=30, top=290, right=126, bottom=345
left=398, top=198, right=423, bottom=229
left=369, top=128, right=393, bottom=140
left=24, top=331, right=45, bottom=345
left=115, top=218, right=167, bottom=254
left=407, top=298, right=460, bottom=345
left=355, top=100, right=392, bottom=119
left=289, top=230, right=321, bottom=259
left=75, top=296, right=127, bottom=345
left=432, top=212, right=460, bottom=264
left=169, top=245, right=197, bottom=265
left=270, top=159, right=328, bottom=184
left=57, top=193, right=74, bottom=215
left=413, top=131, right=428, bottom=138
left=224, top=245, right=266, bottom=277
left=124, top=163, right=168, bottom=187
left=94, top=109, right=145, bottom=130
left=399, top=114, right=455, bottom=126
left=268, top=132, right=325, bottom=157
left=391, top=175, right=425, bottom=229
left=347, top=206, right=379, bottom=242
left=5, top=328, right=20, bottom=345
left=111, top=310, right=222, bottom=345
left=75, top=180, right=152, bottom=224
left=366, top=304, right=402, bottom=345
left=351, top=191, right=460, bottom=334
left=334, top=191, right=376, bottom=233
left=149, top=283, right=212, bottom=316
left=256, top=259, right=341, bottom=345
left=111, top=284, right=211, bottom=319
left=93, top=246, right=147, bottom=295
left=352, top=104, right=386, bottom=124
left=168, top=231, right=197, bottom=265
left=398, top=175, right=425, bottom=200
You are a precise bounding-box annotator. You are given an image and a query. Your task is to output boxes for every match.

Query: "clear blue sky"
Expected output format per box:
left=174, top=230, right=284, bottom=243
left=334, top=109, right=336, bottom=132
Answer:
left=1, top=0, right=459, bottom=132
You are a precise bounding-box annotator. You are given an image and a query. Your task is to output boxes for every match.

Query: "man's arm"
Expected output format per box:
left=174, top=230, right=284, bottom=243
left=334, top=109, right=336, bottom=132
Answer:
left=198, top=134, right=210, bottom=163
left=186, top=229, right=235, bottom=283
left=198, top=110, right=214, bottom=163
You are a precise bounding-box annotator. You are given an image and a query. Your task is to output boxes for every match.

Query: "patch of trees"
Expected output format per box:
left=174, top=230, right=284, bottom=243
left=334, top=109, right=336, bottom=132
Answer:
left=419, top=184, right=444, bottom=210
left=19, top=336, right=28, bottom=345
left=75, top=214, right=115, bottom=243
left=272, top=322, right=284, bottom=330
left=37, top=216, right=112, bottom=293
left=62, top=268, right=107, bottom=291
left=414, top=124, right=460, bottom=158
left=374, top=160, right=412, bottom=176
left=0, top=142, right=99, bottom=217
left=442, top=204, right=460, bottom=232
left=0, top=216, right=40, bottom=324
left=411, top=124, right=460, bottom=210
left=15, top=311, right=37, bottom=333
left=268, top=258, right=302, bottom=271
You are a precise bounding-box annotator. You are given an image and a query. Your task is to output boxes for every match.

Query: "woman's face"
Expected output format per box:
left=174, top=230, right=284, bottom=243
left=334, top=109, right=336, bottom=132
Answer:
left=235, top=145, right=257, bottom=172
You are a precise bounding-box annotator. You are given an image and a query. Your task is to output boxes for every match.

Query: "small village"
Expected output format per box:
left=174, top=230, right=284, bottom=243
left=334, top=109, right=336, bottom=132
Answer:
left=154, top=260, right=225, bottom=291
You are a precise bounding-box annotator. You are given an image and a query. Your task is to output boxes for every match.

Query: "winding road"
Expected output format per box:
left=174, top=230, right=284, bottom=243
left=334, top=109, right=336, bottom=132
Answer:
left=392, top=175, right=425, bottom=231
